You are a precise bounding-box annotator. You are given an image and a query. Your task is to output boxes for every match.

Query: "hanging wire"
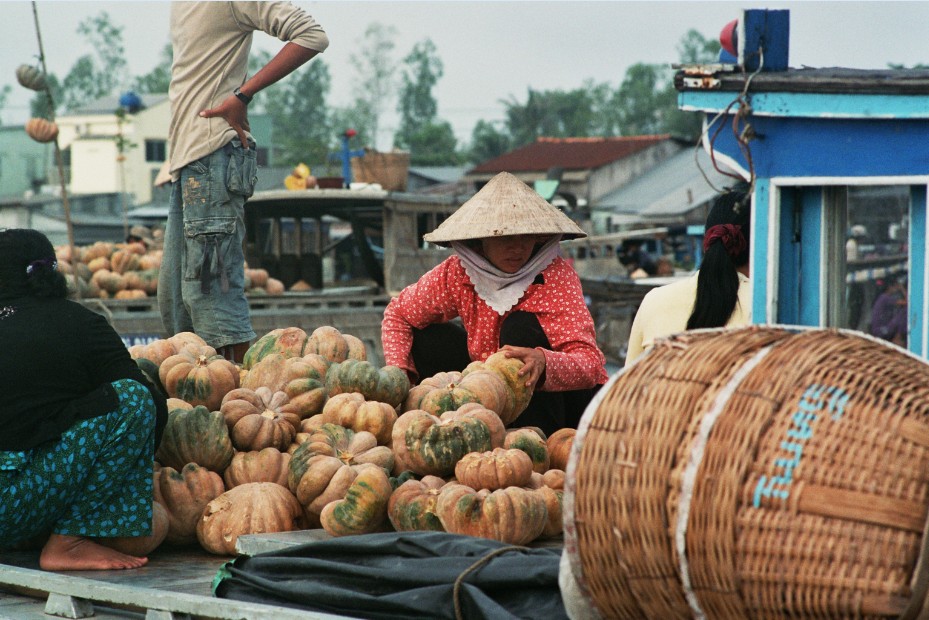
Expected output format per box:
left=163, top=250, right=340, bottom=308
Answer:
left=694, top=45, right=766, bottom=197
left=30, top=1, right=82, bottom=298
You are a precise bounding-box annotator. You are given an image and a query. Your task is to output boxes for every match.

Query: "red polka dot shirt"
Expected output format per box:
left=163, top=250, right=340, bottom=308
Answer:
left=382, top=255, right=608, bottom=391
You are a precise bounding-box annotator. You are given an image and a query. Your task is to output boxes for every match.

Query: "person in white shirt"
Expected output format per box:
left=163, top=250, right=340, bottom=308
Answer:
left=625, top=184, right=752, bottom=366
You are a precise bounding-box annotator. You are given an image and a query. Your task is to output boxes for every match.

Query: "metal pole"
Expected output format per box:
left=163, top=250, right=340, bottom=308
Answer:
left=31, top=1, right=81, bottom=297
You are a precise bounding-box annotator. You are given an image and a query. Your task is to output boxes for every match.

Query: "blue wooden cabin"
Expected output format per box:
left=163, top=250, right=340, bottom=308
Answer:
left=676, top=8, right=929, bottom=357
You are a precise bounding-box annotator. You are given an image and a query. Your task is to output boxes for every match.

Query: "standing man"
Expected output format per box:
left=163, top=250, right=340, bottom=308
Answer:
left=159, top=2, right=329, bottom=363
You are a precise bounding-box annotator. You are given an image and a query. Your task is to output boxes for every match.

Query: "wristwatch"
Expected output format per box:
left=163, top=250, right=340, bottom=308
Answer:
left=233, top=87, right=252, bottom=105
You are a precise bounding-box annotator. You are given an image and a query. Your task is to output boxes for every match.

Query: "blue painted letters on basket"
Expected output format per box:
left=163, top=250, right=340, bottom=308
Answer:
left=752, top=384, right=850, bottom=508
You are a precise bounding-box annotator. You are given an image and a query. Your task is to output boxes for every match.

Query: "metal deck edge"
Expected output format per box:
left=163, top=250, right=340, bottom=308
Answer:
left=0, top=564, right=354, bottom=620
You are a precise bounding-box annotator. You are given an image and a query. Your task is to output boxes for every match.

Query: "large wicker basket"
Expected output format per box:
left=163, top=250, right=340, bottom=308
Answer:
left=564, top=326, right=929, bottom=619
left=350, top=149, right=410, bottom=191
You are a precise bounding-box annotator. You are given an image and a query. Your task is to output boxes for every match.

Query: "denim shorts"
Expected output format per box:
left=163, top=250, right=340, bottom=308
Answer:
left=158, top=139, right=258, bottom=348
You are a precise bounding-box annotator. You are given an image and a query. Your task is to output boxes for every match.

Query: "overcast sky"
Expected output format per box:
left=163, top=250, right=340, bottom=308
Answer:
left=5, top=1, right=929, bottom=148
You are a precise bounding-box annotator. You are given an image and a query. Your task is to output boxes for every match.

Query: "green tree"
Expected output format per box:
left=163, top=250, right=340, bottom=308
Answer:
left=350, top=23, right=398, bottom=149
left=468, top=119, right=511, bottom=163
left=394, top=39, right=443, bottom=145
left=394, top=38, right=460, bottom=165
left=503, top=87, right=602, bottom=147
left=261, top=58, right=334, bottom=165
left=613, top=63, right=672, bottom=136
left=59, top=12, right=128, bottom=111
left=134, top=43, right=173, bottom=94
left=406, top=121, right=460, bottom=166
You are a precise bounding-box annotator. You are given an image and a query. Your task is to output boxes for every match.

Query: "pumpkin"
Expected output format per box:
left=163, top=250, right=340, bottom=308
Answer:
left=115, top=289, right=147, bottom=300
left=403, top=369, right=514, bottom=420
left=245, top=267, right=269, bottom=288
left=454, top=448, right=534, bottom=491
left=161, top=352, right=239, bottom=411
left=287, top=452, right=357, bottom=516
left=303, top=326, right=362, bottom=363
left=504, top=428, right=550, bottom=473
left=231, top=408, right=297, bottom=452
left=325, top=359, right=410, bottom=408
left=220, top=387, right=296, bottom=432
left=242, top=327, right=309, bottom=370
left=139, top=251, right=163, bottom=270
left=320, top=463, right=393, bottom=537
left=156, top=405, right=235, bottom=473
left=81, top=241, right=114, bottom=262
left=153, top=463, right=225, bottom=546
left=318, top=392, right=398, bottom=445
left=109, top=249, right=141, bottom=274
left=137, top=269, right=160, bottom=295
left=440, top=403, right=506, bottom=449
left=86, top=256, right=111, bottom=273
left=289, top=279, right=313, bottom=292
left=16, top=64, right=47, bottom=91
left=542, top=468, right=565, bottom=490
left=546, top=428, right=576, bottom=471
left=535, top=484, right=563, bottom=538
left=265, top=278, right=285, bottom=295
left=25, top=117, right=58, bottom=143
left=196, top=482, right=306, bottom=555
left=91, top=269, right=127, bottom=295
left=436, top=483, right=548, bottom=545
left=223, top=447, right=291, bottom=489
left=297, top=423, right=393, bottom=472
left=280, top=354, right=331, bottom=417
left=166, top=397, right=193, bottom=411
left=462, top=351, right=534, bottom=425
left=388, top=475, right=447, bottom=532
left=391, top=405, right=503, bottom=477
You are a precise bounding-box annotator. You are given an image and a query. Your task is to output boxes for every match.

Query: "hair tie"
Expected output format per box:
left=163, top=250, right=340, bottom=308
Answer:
left=26, top=257, right=57, bottom=275
left=703, top=224, right=746, bottom=257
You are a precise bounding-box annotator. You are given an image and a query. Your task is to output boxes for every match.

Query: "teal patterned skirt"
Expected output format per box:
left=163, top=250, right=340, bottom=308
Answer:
left=0, top=378, right=156, bottom=548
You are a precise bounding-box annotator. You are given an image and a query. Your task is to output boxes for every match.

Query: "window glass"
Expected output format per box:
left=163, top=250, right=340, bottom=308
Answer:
left=839, top=186, right=909, bottom=346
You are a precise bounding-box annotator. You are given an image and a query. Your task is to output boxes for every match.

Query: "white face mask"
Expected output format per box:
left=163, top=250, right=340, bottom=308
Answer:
left=452, top=236, right=562, bottom=315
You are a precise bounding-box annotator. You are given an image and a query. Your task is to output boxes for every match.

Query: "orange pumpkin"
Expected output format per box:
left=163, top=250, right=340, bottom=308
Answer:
left=220, top=386, right=294, bottom=431
left=287, top=452, right=357, bottom=516
left=546, top=428, right=576, bottom=471
left=504, top=427, right=550, bottom=473
left=462, top=351, right=534, bottom=425
left=436, top=483, right=548, bottom=545
left=388, top=475, right=448, bottom=532
left=153, top=463, right=225, bottom=546
left=155, top=405, right=235, bottom=473
left=403, top=369, right=512, bottom=419
left=298, top=423, right=393, bottom=472
left=280, top=354, right=331, bottom=417
left=320, top=463, right=393, bottom=537
left=535, top=484, right=563, bottom=538
left=223, top=447, right=291, bottom=489
left=542, top=468, right=565, bottom=490
left=25, top=117, right=58, bottom=143
left=318, top=392, right=397, bottom=445
left=196, top=482, right=306, bottom=555
left=231, top=409, right=297, bottom=452
left=304, top=326, right=361, bottom=363
left=391, top=405, right=504, bottom=477
left=265, top=278, right=286, bottom=295
left=110, top=249, right=141, bottom=274
left=454, top=448, right=534, bottom=491
left=161, top=352, right=238, bottom=411
left=242, top=327, right=309, bottom=370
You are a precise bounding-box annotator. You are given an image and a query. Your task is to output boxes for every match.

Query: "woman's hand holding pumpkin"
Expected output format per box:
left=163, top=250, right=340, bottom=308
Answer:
left=500, top=345, right=546, bottom=389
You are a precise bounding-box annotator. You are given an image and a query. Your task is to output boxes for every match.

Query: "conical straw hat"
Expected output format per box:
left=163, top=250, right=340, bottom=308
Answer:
left=423, top=171, right=587, bottom=246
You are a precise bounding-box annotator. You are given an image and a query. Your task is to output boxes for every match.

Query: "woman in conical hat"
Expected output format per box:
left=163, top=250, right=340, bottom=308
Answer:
left=381, top=172, right=608, bottom=434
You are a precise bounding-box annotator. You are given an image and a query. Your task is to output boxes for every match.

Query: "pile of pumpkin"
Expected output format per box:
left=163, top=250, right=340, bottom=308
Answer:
left=131, top=325, right=577, bottom=556
left=54, top=240, right=292, bottom=298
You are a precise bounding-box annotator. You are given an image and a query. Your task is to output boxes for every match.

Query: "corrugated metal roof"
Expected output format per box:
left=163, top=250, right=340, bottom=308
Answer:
left=69, top=93, right=169, bottom=115
left=408, top=166, right=468, bottom=184
left=469, top=135, right=671, bottom=174
left=596, top=146, right=742, bottom=218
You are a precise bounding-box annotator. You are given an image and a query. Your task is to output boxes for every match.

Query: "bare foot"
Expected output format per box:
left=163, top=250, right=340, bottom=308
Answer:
left=39, top=534, right=148, bottom=571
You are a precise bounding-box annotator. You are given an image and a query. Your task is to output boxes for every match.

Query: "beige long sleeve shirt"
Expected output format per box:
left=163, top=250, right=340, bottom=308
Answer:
left=624, top=272, right=752, bottom=367
left=168, top=1, right=329, bottom=177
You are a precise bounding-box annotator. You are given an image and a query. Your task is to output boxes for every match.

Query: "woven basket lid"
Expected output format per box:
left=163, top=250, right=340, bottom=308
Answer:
left=423, top=171, right=587, bottom=246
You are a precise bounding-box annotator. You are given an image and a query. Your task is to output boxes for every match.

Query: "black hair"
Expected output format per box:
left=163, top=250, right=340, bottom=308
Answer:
left=0, top=228, right=68, bottom=299
left=686, top=183, right=751, bottom=330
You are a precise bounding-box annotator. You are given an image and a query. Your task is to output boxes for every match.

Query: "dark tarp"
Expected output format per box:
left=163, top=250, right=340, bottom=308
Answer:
left=213, top=531, right=568, bottom=620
